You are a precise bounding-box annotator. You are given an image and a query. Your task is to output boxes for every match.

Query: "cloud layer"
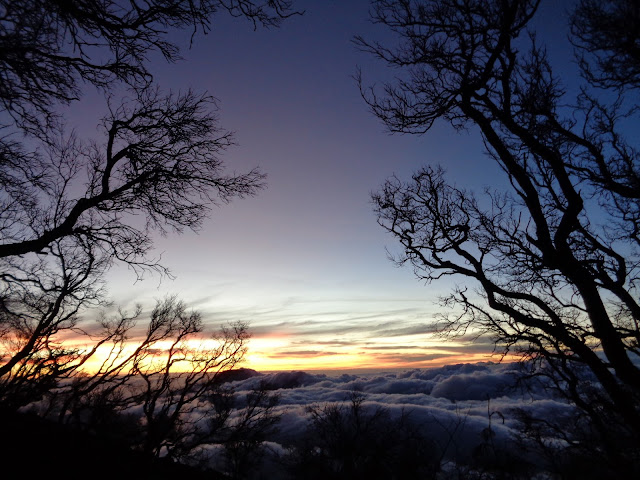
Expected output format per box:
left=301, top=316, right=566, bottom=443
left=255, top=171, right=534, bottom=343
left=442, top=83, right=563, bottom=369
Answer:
left=213, top=361, right=575, bottom=471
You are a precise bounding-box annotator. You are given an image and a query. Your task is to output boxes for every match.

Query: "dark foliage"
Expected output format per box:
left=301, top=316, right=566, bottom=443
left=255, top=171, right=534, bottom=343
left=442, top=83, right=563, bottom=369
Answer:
left=286, top=392, right=440, bottom=480
left=0, top=407, right=222, bottom=479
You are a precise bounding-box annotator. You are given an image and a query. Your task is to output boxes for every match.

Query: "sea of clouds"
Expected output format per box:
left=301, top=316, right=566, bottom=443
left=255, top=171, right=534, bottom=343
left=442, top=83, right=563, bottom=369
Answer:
left=208, top=361, right=577, bottom=472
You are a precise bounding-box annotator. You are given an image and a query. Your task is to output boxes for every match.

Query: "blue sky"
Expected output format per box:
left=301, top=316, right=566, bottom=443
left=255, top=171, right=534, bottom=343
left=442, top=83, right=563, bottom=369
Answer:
left=82, top=0, right=576, bottom=371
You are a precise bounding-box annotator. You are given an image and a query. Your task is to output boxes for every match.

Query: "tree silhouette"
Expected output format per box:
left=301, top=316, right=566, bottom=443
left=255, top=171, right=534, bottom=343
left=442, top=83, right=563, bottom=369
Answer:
left=216, top=384, right=282, bottom=479
left=571, top=0, right=640, bottom=91
left=287, top=392, right=439, bottom=480
left=0, top=0, right=296, bottom=130
left=132, top=299, right=248, bottom=459
left=14, top=296, right=285, bottom=474
left=0, top=0, right=295, bottom=407
left=357, top=0, right=640, bottom=462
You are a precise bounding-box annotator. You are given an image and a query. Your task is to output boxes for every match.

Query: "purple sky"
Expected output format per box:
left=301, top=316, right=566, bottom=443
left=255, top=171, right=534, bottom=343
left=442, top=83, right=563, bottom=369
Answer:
left=78, top=0, right=576, bottom=371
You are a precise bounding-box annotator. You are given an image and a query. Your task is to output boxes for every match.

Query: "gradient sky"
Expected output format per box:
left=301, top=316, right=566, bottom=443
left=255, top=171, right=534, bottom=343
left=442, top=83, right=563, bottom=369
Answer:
left=73, top=0, right=575, bottom=372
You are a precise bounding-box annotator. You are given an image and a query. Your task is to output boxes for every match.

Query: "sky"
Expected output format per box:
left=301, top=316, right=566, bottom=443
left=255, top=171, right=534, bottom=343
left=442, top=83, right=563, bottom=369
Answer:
left=75, top=0, right=576, bottom=372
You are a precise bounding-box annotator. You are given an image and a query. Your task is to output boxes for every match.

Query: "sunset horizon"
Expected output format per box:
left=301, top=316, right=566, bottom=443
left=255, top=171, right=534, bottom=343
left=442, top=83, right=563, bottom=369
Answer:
left=2, top=0, right=638, bottom=477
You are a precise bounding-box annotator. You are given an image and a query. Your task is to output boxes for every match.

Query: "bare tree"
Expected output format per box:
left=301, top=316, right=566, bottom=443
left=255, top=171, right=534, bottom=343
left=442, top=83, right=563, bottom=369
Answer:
left=217, top=384, right=281, bottom=479
left=0, top=0, right=288, bottom=474
left=125, top=297, right=248, bottom=459
left=571, top=0, right=640, bottom=91
left=0, top=87, right=263, bottom=262
left=0, top=237, right=114, bottom=407
left=0, top=0, right=297, bottom=408
left=30, top=296, right=251, bottom=462
left=0, top=0, right=297, bottom=129
left=287, top=392, right=439, bottom=480
left=0, top=86, right=263, bottom=407
left=357, top=0, right=640, bottom=452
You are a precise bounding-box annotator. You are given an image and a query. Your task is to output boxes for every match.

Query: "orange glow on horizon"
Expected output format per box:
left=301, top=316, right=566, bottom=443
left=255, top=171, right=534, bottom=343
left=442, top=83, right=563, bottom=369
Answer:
left=52, top=331, right=515, bottom=375
left=242, top=336, right=517, bottom=373
left=241, top=352, right=517, bottom=373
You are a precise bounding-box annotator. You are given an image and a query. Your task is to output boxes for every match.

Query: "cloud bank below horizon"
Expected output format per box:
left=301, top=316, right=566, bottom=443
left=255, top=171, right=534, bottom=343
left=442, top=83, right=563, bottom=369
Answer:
left=203, top=361, right=576, bottom=474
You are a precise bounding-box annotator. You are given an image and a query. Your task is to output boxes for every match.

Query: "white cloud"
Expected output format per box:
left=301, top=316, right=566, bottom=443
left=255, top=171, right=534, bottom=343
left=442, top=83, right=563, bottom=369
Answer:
left=219, top=361, right=576, bottom=465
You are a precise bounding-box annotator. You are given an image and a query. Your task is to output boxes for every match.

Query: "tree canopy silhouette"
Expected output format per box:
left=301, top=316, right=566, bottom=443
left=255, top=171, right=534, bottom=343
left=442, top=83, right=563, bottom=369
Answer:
left=0, top=0, right=296, bottom=407
left=570, top=0, right=640, bottom=91
left=0, top=0, right=295, bottom=129
left=358, top=0, right=640, bottom=454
